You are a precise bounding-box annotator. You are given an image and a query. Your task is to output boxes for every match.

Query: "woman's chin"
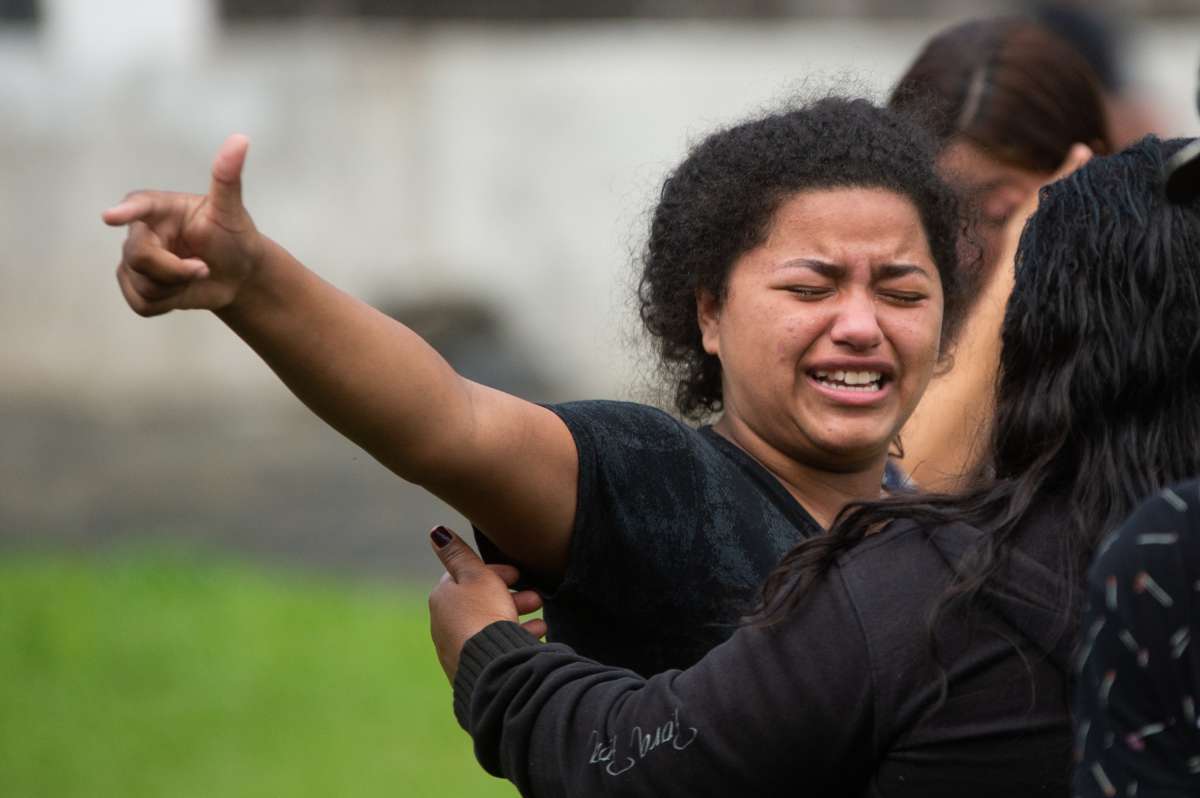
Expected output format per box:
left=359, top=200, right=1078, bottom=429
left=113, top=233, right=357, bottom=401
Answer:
left=802, top=435, right=893, bottom=473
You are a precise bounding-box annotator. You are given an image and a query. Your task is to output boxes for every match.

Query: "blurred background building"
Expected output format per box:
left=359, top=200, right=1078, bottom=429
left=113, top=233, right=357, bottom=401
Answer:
left=2, top=0, right=1198, bottom=579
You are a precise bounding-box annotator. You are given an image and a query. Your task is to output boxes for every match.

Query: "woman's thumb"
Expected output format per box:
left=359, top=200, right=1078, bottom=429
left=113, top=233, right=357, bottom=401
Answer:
left=430, top=525, right=484, bottom=582
left=208, top=133, right=249, bottom=216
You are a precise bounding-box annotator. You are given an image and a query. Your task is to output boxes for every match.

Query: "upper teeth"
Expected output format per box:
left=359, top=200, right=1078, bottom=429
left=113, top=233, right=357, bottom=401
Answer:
left=814, top=370, right=882, bottom=386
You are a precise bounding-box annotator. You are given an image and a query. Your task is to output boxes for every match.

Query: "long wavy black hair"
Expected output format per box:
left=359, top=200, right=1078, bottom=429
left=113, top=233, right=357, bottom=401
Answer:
left=759, top=136, right=1200, bottom=634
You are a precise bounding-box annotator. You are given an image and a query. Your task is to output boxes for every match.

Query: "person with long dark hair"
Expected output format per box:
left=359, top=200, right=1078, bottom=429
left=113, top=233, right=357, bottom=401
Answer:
left=1072, top=138, right=1200, bottom=798
left=103, top=97, right=963, bottom=677
left=428, top=135, right=1200, bottom=796
left=889, top=16, right=1114, bottom=489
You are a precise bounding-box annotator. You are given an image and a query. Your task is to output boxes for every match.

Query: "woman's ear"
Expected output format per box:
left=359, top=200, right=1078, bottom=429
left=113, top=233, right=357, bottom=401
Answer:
left=932, top=342, right=956, bottom=377
left=696, top=287, right=721, bottom=357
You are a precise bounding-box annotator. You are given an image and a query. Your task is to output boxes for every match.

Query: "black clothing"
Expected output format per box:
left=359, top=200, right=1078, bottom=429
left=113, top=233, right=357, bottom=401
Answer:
left=456, top=516, right=1077, bottom=797
left=1074, top=482, right=1200, bottom=797
left=475, top=400, right=823, bottom=676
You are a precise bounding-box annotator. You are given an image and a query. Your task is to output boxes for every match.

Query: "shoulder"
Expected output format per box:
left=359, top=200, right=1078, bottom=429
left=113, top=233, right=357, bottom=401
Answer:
left=828, top=520, right=965, bottom=665
left=548, top=400, right=704, bottom=452
left=835, top=517, right=1067, bottom=618
left=549, top=399, right=685, bottom=431
left=836, top=518, right=960, bottom=583
left=1092, top=480, right=1200, bottom=582
left=828, top=520, right=954, bottom=630
left=1073, top=481, right=1200, bottom=796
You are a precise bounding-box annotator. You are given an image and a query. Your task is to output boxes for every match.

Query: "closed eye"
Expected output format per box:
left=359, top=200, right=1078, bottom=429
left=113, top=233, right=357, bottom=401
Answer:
left=785, top=286, right=833, bottom=299
left=880, top=291, right=927, bottom=305
left=980, top=212, right=1012, bottom=229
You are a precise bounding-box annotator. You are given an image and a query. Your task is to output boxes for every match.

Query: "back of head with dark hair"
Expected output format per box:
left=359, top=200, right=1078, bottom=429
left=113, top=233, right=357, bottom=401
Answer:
left=639, top=96, right=965, bottom=419
left=760, top=136, right=1200, bottom=648
left=994, top=136, right=1200, bottom=518
left=890, top=17, right=1112, bottom=171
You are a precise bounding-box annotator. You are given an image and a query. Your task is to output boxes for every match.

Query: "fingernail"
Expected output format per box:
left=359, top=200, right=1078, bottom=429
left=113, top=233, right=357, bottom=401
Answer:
left=430, top=525, right=452, bottom=548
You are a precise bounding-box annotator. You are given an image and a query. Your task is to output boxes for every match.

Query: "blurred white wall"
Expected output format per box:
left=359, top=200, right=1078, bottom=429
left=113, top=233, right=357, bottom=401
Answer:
left=2, top=4, right=1199, bottom=417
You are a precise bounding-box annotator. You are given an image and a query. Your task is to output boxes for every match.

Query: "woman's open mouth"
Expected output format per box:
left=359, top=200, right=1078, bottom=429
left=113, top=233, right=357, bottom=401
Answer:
left=810, top=369, right=887, bottom=393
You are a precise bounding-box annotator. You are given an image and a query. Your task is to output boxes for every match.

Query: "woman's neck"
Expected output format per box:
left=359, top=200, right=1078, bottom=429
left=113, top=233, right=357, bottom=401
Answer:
left=712, top=415, right=889, bottom=529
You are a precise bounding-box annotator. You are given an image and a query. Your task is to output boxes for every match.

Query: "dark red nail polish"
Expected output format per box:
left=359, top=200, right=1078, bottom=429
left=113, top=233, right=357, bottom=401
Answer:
left=431, top=525, right=452, bottom=548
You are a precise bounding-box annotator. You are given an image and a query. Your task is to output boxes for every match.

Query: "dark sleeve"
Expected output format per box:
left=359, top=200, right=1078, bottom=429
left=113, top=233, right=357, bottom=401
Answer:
left=453, top=570, right=876, bottom=797
left=1073, top=484, right=1200, bottom=798
left=474, top=400, right=700, bottom=595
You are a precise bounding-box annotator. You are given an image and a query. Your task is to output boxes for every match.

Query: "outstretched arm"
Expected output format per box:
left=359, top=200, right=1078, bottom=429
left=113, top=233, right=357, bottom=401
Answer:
left=103, top=135, right=577, bottom=577
left=428, top=528, right=874, bottom=797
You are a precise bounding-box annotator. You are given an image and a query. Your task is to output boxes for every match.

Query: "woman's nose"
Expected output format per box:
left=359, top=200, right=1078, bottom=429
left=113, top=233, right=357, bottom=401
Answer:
left=829, top=293, right=883, bottom=350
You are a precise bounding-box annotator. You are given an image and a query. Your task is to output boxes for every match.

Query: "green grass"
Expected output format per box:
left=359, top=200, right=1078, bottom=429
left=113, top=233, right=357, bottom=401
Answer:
left=0, top=548, right=517, bottom=798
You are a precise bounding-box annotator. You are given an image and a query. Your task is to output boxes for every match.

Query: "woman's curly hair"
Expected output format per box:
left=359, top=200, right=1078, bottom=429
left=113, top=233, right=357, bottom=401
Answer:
left=637, top=96, right=966, bottom=420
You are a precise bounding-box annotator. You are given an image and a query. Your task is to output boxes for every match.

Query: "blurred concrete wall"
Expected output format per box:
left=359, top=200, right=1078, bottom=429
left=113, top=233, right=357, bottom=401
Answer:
left=2, top=2, right=1199, bottom=576
left=4, top=2, right=1197, bottom=416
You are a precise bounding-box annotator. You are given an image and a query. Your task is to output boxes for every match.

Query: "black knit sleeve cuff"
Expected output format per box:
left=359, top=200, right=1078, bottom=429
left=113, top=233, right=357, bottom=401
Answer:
left=453, top=621, right=542, bottom=729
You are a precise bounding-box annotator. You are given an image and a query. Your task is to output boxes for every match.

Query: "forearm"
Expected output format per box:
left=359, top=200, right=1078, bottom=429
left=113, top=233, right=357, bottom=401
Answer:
left=215, top=236, right=474, bottom=480
left=455, top=623, right=722, bottom=798
left=213, top=238, right=577, bottom=573
left=106, top=138, right=577, bottom=574
left=456, top=607, right=873, bottom=797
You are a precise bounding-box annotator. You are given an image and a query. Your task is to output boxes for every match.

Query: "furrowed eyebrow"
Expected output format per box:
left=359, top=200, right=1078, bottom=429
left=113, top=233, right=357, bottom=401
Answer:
left=875, top=263, right=930, bottom=281
left=780, top=259, right=930, bottom=282
left=780, top=259, right=844, bottom=278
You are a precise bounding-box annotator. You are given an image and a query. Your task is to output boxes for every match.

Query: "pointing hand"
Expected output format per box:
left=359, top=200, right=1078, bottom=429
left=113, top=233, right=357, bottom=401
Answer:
left=103, top=134, right=265, bottom=316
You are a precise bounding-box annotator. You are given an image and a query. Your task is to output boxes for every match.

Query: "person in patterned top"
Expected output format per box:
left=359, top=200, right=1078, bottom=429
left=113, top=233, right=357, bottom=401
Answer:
left=1074, top=482, right=1200, bottom=797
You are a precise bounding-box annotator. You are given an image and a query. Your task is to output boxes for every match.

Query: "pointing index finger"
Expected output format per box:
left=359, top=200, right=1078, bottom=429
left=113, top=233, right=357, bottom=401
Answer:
left=102, top=194, right=161, bottom=227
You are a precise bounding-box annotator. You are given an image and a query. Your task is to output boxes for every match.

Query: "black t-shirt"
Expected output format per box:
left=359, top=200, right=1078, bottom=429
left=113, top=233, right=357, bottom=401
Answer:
left=476, top=400, right=822, bottom=676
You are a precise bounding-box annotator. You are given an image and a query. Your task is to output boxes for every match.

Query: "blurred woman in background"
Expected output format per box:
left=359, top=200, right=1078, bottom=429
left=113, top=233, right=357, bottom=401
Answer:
left=889, top=16, right=1114, bottom=489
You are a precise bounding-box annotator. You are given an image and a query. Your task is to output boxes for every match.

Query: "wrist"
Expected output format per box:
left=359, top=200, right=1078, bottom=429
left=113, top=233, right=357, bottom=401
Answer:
left=214, top=235, right=297, bottom=324
left=452, top=621, right=541, bottom=729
